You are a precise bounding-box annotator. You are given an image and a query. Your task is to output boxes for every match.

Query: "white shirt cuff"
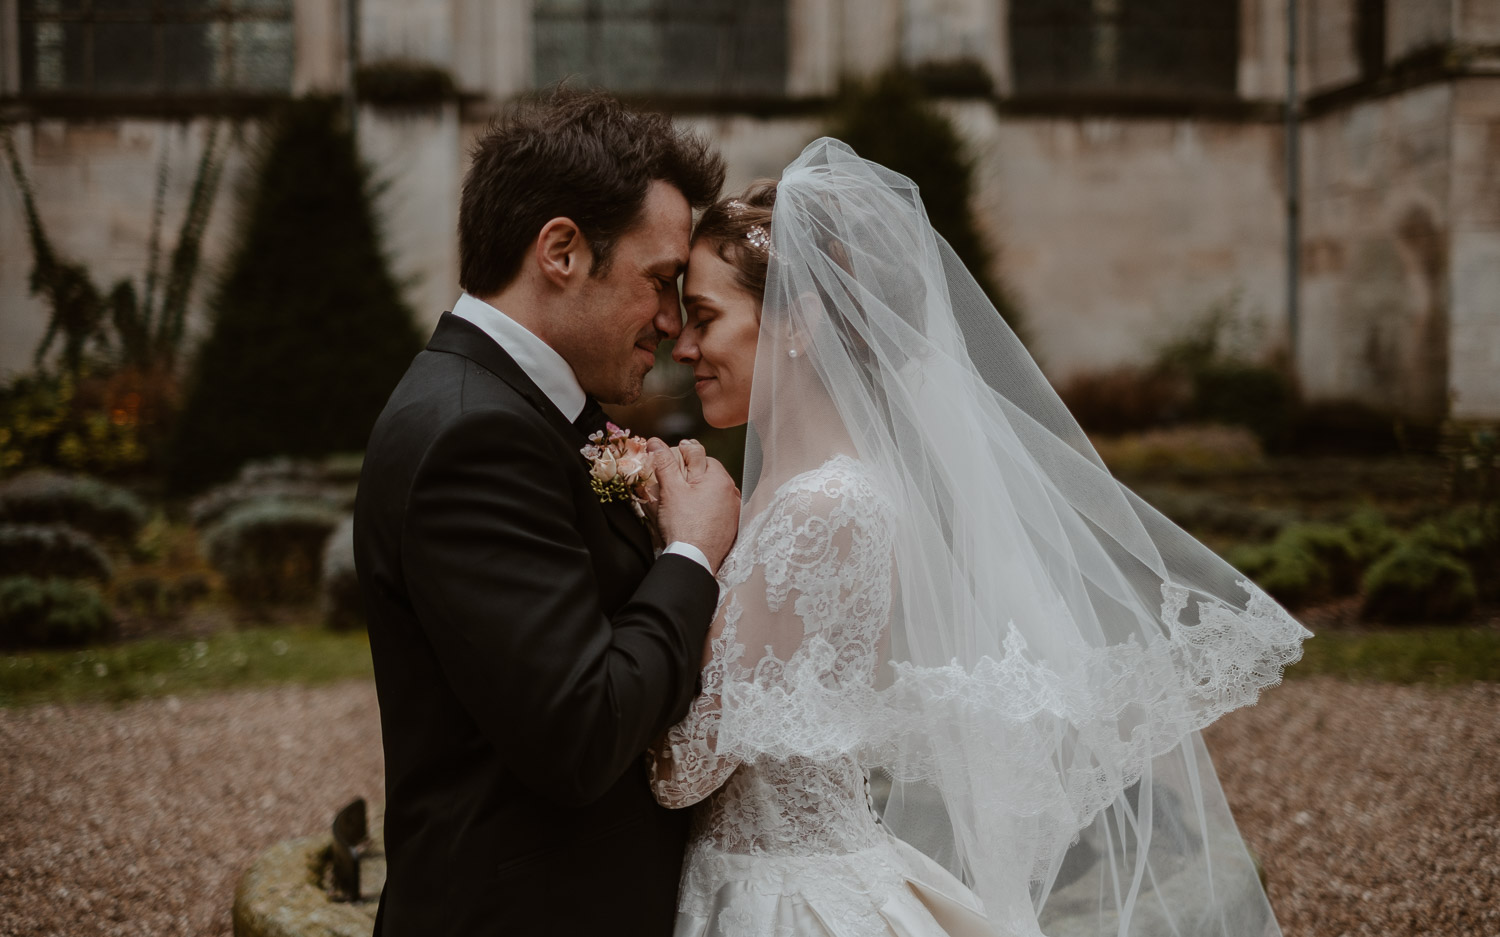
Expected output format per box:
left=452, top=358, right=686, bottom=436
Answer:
left=661, top=541, right=713, bottom=575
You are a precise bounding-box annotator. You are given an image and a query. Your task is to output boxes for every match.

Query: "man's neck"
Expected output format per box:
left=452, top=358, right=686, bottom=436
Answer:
left=475, top=285, right=553, bottom=348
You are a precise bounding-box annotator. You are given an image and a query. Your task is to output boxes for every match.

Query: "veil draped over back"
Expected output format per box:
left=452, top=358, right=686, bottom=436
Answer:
left=712, top=138, right=1309, bottom=936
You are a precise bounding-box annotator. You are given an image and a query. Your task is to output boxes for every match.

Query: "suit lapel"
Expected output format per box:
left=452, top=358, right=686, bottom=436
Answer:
left=425, top=313, right=656, bottom=566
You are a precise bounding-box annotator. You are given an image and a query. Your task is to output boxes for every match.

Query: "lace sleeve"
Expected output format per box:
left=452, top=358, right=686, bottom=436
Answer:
left=646, top=613, right=738, bottom=808
left=647, top=458, right=894, bottom=808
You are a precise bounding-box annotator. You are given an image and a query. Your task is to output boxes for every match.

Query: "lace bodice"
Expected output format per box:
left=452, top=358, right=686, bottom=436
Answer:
left=648, top=455, right=894, bottom=857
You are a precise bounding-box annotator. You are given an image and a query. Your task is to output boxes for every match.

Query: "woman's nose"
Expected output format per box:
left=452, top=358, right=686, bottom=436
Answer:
left=673, top=332, right=698, bottom=364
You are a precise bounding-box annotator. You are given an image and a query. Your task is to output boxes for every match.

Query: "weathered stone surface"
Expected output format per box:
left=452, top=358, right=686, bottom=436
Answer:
left=232, top=814, right=385, bottom=937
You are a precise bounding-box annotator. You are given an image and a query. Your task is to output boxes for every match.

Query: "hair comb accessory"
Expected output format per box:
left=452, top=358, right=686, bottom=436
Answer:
left=745, top=225, right=773, bottom=254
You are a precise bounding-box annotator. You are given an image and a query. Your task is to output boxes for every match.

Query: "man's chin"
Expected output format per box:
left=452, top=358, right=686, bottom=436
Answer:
left=589, top=370, right=648, bottom=407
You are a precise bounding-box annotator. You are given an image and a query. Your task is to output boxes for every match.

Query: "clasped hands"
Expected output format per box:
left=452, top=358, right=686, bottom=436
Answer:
left=638, top=438, right=740, bottom=573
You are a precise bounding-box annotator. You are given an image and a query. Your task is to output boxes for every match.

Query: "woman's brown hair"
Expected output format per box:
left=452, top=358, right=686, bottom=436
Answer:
left=691, top=180, right=779, bottom=299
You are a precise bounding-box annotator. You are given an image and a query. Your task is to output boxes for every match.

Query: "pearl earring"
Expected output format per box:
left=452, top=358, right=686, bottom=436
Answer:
left=788, top=349, right=799, bottom=359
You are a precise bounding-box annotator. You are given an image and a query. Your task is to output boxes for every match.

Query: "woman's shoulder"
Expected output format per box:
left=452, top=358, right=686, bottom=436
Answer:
left=763, top=455, right=895, bottom=528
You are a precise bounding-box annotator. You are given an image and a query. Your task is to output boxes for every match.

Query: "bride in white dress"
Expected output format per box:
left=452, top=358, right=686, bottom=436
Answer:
left=650, top=139, right=1310, bottom=937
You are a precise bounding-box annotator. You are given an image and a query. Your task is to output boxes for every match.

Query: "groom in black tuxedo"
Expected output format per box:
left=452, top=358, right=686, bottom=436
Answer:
left=354, top=91, right=738, bottom=936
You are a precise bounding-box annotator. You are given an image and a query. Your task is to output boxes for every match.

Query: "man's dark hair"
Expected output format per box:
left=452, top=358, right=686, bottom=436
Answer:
left=459, top=89, right=726, bottom=295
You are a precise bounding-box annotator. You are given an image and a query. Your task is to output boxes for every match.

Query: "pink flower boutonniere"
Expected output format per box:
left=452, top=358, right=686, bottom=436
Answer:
left=580, top=422, right=658, bottom=521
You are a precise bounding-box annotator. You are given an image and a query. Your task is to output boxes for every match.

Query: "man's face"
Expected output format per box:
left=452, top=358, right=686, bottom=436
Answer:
left=564, top=181, right=692, bottom=405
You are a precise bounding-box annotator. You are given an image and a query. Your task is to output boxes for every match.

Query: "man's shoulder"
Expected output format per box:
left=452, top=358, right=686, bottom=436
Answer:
left=366, top=349, right=560, bottom=472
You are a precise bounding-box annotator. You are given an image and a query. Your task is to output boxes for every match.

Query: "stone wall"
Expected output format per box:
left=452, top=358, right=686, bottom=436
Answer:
left=1299, top=83, right=1454, bottom=420
left=1449, top=76, right=1500, bottom=420
left=0, top=119, right=254, bottom=376
left=965, top=109, right=1288, bottom=378
left=2, top=0, right=1496, bottom=420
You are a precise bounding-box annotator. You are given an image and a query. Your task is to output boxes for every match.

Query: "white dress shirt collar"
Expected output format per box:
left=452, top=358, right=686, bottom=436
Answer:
left=450, top=292, right=588, bottom=422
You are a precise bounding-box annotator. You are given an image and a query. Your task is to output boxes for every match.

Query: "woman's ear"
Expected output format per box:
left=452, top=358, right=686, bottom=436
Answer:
left=535, top=217, right=591, bottom=288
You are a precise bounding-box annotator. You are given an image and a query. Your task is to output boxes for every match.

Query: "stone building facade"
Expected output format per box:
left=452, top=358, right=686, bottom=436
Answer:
left=1, top=0, right=1496, bottom=420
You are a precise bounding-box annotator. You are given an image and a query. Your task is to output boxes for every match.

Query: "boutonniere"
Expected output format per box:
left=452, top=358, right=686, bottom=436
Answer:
left=580, top=422, right=658, bottom=521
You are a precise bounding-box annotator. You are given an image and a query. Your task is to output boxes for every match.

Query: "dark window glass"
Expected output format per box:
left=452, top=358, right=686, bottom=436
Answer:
left=1010, top=0, right=1239, bottom=98
left=534, top=0, right=787, bottom=97
left=18, top=0, right=294, bottom=96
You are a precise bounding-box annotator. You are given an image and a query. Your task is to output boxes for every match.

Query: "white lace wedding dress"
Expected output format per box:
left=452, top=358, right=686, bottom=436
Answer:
left=649, top=455, right=1009, bottom=937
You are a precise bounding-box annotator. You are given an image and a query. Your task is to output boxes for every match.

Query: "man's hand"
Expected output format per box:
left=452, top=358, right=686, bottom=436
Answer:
left=649, top=437, right=739, bottom=573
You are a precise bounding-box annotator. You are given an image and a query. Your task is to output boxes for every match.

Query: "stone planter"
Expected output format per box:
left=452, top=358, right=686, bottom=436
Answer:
left=232, top=812, right=385, bottom=937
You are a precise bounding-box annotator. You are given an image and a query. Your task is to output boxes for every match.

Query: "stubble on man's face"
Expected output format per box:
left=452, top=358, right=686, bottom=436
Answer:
left=570, top=182, right=692, bottom=405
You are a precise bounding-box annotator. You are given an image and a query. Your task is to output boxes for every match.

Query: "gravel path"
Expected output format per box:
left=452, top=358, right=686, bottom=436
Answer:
left=0, top=683, right=385, bottom=937
left=1, top=676, right=1496, bottom=937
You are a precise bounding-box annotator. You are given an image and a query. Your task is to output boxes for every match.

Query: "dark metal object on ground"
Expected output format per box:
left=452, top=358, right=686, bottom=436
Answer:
left=330, top=798, right=367, bottom=902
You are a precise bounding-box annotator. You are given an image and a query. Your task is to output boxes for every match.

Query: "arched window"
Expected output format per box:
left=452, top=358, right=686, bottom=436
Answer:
left=18, top=0, right=294, bottom=96
left=534, top=0, right=787, bottom=97
left=1010, top=0, right=1239, bottom=99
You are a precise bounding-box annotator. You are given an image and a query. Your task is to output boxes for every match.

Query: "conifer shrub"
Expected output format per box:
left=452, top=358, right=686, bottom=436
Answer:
left=203, top=498, right=342, bottom=605
left=170, top=98, right=422, bottom=492
left=0, top=524, right=112, bottom=582
left=826, top=70, right=1023, bottom=336
left=0, top=471, right=148, bottom=544
left=0, top=576, right=115, bottom=648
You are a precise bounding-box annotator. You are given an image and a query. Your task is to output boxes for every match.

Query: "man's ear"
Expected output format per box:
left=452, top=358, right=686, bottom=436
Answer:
left=535, top=217, right=592, bottom=288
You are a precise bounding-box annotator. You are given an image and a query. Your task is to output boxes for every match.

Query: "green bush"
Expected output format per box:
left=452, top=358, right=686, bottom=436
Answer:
left=1227, top=522, right=1364, bottom=607
left=0, top=470, right=147, bottom=543
left=0, top=370, right=149, bottom=477
left=0, top=524, right=112, bottom=582
left=0, top=576, right=114, bottom=648
left=1408, top=505, right=1500, bottom=601
left=203, top=498, right=342, bottom=605
left=1343, top=507, right=1399, bottom=564
left=1361, top=539, right=1477, bottom=623
left=170, top=97, right=422, bottom=491
left=1151, top=299, right=1300, bottom=449
left=320, top=515, right=364, bottom=630
left=1189, top=364, right=1299, bottom=451
left=1228, top=539, right=1326, bottom=608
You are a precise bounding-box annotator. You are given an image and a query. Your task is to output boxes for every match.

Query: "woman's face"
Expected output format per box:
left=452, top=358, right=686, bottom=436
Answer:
left=675, top=240, right=762, bottom=428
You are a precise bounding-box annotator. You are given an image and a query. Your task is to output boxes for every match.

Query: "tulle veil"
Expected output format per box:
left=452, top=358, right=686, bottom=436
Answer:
left=711, top=137, right=1310, bottom=936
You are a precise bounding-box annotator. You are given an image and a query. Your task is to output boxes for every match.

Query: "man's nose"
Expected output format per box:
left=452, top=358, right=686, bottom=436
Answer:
left=655, top=294, right=683, bottom=341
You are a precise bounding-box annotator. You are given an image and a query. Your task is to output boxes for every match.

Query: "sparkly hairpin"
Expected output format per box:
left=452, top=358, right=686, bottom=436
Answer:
left=745, top=225, right=772, bottom=253
left=725, top=198, right=773, bottom=255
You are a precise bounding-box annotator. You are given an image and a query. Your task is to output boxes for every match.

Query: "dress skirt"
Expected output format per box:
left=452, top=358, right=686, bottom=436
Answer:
left=673, top=830, right=1011, bottom=937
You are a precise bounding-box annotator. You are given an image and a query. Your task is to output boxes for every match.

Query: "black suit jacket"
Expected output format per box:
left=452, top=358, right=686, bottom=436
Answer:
left=353, top=313, right=720, bottom=936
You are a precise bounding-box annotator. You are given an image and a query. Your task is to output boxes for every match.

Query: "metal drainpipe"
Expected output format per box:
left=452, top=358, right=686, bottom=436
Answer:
left=1286, top=0, right=1301, bottom=359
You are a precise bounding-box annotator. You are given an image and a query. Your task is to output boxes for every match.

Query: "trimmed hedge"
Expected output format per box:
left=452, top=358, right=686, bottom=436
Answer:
left=0, top=471, right=148, bottom=544
left=0, top=576, right=114, bottom=648
left=203, top=498, right=342, bottom=605
left=0, top=523, right=112, bottom=582
left=188, top=454, right=360, bottom=528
